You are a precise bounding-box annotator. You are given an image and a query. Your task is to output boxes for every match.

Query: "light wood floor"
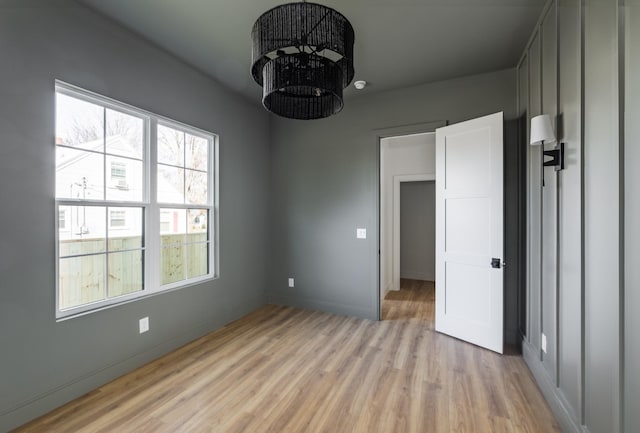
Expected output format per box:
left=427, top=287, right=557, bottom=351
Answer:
left=15, top=279, right=561, bottom=433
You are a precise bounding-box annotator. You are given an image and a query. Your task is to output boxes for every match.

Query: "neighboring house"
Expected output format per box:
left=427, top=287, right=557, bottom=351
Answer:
left=56, top=134, right=194, bottom=240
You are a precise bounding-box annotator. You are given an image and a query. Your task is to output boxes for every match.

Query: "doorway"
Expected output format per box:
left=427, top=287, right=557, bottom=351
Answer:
left=377, top=113, right=513, bottom=354
left=382, top=180, right=436, bottom=325
left=379, top=131, right=436, bottom=324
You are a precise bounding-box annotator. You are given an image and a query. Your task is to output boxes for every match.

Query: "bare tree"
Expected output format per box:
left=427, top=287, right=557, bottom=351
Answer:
left=158, top=127, right=208, bottom=206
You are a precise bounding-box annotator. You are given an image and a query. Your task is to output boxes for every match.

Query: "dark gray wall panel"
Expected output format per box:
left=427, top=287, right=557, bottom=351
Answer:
left=584, top=0, right=621, bottom=432
left=0, top=2, right=269, bottom=430
left=557, top=0, right=583, bottom=421
left=541, top=4, right=559, bottom=381
left=528, top=31, right=543, bottom=352
left=268, top=69, right=517, bottom=320
left=504, top=117, right=526, bottom=346
left=522, top=1, right=632, bottom=432
left=517, top=57, right=529, bottom=341
left=624, top=2, right=640, bottom=433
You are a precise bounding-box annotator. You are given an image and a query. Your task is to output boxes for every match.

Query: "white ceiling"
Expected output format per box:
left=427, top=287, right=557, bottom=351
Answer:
left=79, top=0, right=545, bottom=103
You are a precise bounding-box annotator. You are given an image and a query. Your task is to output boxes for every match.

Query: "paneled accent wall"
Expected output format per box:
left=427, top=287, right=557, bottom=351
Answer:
left=624, top=3, right=640, bottom=431
left=518, top=1, right=637, bottom=432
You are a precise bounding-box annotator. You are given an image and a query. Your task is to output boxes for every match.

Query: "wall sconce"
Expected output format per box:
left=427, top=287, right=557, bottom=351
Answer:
left=530, top=114, right=564, bottom=186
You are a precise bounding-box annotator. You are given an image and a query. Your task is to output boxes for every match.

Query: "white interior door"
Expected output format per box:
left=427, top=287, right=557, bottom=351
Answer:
left=435, top=112, right=504, bottom=353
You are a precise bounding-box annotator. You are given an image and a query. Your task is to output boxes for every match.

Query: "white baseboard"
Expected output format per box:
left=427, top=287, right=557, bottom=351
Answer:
left=522, top=339, right=586, bottom=433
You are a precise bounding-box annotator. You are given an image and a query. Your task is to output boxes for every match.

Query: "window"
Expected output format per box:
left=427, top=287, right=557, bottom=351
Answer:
left=55, top=81, right=218, bottom=318
left=157, top=123, right=212, bottom=285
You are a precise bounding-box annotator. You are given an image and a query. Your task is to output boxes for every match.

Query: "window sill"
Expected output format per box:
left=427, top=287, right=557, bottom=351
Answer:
left=56, top=274, right=219, bottom=322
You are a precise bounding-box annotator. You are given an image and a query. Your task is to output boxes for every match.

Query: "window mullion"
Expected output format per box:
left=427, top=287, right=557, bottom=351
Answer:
left=105, top=205, right=110, bottom=301
left=147, top=117, right=160, bottom=294
left=211, top=135, right=219, bottom=277
left=103, top=108, right=109, bottom=302
left=183, top=132, right=188, bottom=280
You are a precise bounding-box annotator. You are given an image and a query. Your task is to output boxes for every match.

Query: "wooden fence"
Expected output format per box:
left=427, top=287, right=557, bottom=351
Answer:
left=59, top=233, right=208, bottom=309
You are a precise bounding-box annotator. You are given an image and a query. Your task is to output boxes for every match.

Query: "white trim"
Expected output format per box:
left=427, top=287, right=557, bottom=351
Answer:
left=377, top=123, right=443, bottom=321
left=392, top=173, right=435, bottom=292
left=211, top=133, right=220, bottom=278
left=523, top=339, right=585, bottom=433
left=153, top=121, right=216, bottom=289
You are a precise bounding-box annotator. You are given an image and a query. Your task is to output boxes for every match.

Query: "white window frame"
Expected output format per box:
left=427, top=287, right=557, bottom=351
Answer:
left=154, top=119, right=217, bottom=291
left=55, top=81, right=219, bottom=320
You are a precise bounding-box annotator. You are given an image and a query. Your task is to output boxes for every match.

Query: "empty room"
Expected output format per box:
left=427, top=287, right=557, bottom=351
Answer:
left=0, top=1, right=636, bottom=432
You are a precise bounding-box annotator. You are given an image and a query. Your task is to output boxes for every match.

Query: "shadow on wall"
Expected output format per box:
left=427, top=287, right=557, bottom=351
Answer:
left=504, top=117, right=527, bottom=348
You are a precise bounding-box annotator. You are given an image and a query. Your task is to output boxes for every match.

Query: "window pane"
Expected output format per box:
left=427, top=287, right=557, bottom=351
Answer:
left=108, top=207, right=143, bottom=251
left=58, top=206, right=106, bottom=257
left=106, top=109, right=143, bottom=160
left=56, top=93, right=104, bottom=150
left=158, top=124, right=184, bottom=166
left=160, top=207, right=187, bottom=285
left=158, top=164, right=184, bottom=203
left=186, top=170, right=207, bottom=205
left=59, top=255, right=106, bottom=309
left=187, top=242, right=208, bottom=278
left=108, top=250, right=143, bottom=297
left=56, top=148, right=105, bottom=200
left=106, top=155, right=143, bottom=201
left=185, top=134, right=208, bottom=171
left=161, top=244, right=185, bottom=285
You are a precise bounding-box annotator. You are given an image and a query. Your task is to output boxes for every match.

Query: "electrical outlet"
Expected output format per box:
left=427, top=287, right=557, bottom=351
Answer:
left=541, top=333, right=547, bottom=353
left=288, top=278, right=294, bottom=288
left=356, top=228, right=367, bottom=239
left=139, top=317, right=149, bottom=334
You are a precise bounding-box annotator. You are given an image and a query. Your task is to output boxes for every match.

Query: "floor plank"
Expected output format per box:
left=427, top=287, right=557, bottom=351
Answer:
left=14, top=279, right=562, bottom=433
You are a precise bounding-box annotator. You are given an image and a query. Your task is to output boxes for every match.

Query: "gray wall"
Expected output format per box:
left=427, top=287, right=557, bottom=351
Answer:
left=0, top=2, right=270, bottom=431
left=624, top=3, right=640, bottom=432
left=519, top=1, right=636, bottom=432
left=400, top=181, right=435, bottom=281
left=267, top=68, right=517, bottom=321
left=583, top=1, right=621, bottom=432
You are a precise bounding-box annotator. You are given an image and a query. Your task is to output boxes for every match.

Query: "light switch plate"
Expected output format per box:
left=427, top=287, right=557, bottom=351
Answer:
left=356, top=228, right=367, bottom=239
left=139, top=317, right=149, bottom=334
left=288, top=278, right=294, bottom=288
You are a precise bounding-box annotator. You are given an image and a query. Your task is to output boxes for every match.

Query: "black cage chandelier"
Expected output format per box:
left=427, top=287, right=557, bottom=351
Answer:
left=251, top=1, right=355, bottom=120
